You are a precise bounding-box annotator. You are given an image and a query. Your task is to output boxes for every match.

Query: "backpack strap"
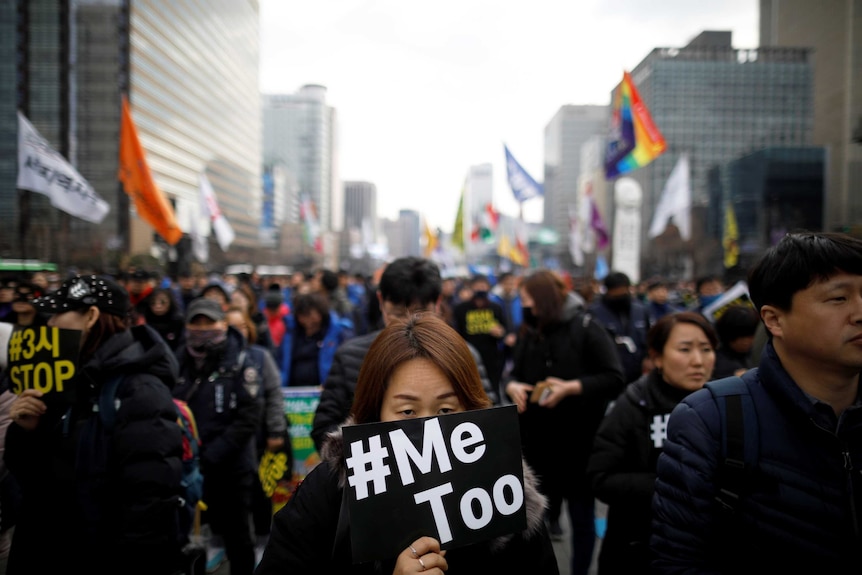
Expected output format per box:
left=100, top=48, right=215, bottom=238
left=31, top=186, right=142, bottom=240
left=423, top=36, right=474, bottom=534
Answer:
left=97, top=374, right=126, bottom=431
left=704, top=375, right=759, bottom=514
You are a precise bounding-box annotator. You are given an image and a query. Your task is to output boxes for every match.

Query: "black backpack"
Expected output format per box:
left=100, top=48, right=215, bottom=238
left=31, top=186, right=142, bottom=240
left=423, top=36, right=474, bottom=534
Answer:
left=704, top=374, right=760, bottom=514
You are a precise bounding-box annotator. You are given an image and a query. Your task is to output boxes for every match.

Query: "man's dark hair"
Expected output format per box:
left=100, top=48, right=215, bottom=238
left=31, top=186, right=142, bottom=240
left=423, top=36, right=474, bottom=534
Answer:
left=604, top=271, right=631, bottom=291
left=695, top=275, right=722, bottom=294
left=378, top=257, right=441, bottom=308
left=319, top=269, right=339, bottom=292
left=714, top=305, right=760, bottom=346
left=748, top=231, right=862, bottom=312
left=470, top=274, right=490, bottom=288
left=293, top=291, right=330, bottom=318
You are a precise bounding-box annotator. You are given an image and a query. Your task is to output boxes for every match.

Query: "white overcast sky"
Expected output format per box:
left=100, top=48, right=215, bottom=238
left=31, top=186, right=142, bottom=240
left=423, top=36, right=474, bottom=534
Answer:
left=259, top=0, right=759, bottom=232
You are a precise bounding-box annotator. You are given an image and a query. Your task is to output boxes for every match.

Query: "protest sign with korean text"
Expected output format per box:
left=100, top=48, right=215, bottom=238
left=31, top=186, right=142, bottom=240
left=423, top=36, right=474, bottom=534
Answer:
left=343, top=405, right=526, bottom=564
left=7, top=326, right=81, bottom=405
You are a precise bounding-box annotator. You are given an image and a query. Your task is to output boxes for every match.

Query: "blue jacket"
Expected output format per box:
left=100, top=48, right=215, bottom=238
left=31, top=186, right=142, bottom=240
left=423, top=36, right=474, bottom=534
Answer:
left=587, top=299, right=650, bottom=383
left=651, top=341, right=862, bottom=573
left=280, top=310, right=351, bottom=387
left=490, top=291, right=523, bottom=334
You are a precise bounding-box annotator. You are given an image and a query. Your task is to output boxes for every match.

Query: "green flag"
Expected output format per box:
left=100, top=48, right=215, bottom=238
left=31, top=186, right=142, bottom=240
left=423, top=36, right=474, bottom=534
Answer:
left=452, top=180, right=466, bottom=252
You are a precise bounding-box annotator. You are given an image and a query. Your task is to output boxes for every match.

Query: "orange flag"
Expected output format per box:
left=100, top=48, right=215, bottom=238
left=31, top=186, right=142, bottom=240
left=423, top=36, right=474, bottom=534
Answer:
left=118, top=95, right=182, bottom=245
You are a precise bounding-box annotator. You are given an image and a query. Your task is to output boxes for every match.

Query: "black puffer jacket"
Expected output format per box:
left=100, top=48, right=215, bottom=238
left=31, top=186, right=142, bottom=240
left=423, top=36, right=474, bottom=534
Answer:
left=586, top=371, right=692, bottom=575
left=173, top=327, right=260, bottom=477
left=651, top=341, right=862, bottom=573
left=5, top=324, right=184, bottom=575
left=311, top=332, right=500, bottom=452
left=258, top=419, right=559, bottom=574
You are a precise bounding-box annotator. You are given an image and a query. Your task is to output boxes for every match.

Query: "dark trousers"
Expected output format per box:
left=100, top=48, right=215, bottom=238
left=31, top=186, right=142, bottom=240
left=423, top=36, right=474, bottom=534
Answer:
left=204, top=472, right=255, bottom=575
left=251, top=472, right=273, bottom=537
left=568, top=495, right=596, bottom=575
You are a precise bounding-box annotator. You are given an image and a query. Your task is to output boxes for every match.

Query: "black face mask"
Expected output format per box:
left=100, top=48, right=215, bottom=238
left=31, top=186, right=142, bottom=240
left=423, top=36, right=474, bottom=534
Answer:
left=473, top=290, right=488, bottom=300
left=603, top=294, right=632, bottom=312
left=522, top=307, right=538, bottom=328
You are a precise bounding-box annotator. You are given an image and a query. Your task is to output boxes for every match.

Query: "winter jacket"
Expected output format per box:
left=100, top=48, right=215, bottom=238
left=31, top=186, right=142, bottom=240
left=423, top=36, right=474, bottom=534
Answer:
left=242, top=343, right=288, bottom=451
left=173, top=327, right=260, bottom=478
left=587, top=297, right=650, bottom=383
left=454, top=297, right=507, bottom=386
left=509, top=295, right=625, bottom=498
left=279, top=310, right=351, bottom=387
left=311, top=331, right=500, bottom=452
left=651, top=341, right=862, bottom=573
left=257, top=420, right=559, bottom=575
left=5, top=324, right=184, bottom=575
left=586, top=371, right=693, bottom=575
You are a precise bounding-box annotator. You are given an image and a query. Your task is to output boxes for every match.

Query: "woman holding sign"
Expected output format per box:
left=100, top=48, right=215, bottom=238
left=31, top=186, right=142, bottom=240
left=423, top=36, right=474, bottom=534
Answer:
left=4, top=275, right=186, bottom=575
left=257, top=313, right=559, bottom=574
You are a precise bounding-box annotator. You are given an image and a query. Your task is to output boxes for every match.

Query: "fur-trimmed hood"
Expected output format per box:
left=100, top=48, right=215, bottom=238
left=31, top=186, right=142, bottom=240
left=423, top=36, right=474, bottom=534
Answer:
left=322, top=416, right=548, bottom=550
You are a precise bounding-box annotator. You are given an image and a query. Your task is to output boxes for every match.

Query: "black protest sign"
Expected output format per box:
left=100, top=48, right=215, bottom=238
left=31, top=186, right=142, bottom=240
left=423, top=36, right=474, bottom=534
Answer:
left=343, top=405, right=526, bottom=564
left=7, top=326, right=81, bottom=404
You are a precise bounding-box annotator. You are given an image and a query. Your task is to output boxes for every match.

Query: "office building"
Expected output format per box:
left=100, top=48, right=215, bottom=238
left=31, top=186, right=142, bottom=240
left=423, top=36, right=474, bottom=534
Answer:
left=759, top=0, right=862, bottom=230
left=263, top=85, right=341, bottom=237
left=707, top=146, right=825, bottom=274
left=2, top=0, right=261, bottom=271
left=543, top=105, right=609, bottom=263
left=622, top=30, right=813, bottom=278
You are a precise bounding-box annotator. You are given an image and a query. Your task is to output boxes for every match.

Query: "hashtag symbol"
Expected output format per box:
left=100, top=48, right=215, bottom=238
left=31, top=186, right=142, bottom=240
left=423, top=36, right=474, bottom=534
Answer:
left=8, top=331, right=22, bottom=363
left=345, top=435, right=391, bottom=500
left=650, top=414, right=669, bottom=448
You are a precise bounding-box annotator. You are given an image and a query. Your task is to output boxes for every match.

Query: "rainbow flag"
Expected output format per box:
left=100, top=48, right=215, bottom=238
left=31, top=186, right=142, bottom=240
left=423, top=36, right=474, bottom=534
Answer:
left=605, top=71, right=666, bottom=179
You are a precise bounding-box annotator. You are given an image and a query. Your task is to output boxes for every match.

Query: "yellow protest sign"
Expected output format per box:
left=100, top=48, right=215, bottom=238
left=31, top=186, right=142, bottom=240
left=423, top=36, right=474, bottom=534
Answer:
left=8, top=326, right=81, bottom=403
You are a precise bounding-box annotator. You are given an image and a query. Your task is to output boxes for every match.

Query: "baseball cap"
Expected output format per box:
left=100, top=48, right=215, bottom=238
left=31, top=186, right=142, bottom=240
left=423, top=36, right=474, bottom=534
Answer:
left=186, top=298, right=225, bottom=322
left=33, top=274, right=130, bottom=317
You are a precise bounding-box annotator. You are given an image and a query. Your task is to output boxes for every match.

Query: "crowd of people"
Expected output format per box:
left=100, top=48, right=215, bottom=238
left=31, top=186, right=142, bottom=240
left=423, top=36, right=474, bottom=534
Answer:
left=0, top=229, right=858, bottom=574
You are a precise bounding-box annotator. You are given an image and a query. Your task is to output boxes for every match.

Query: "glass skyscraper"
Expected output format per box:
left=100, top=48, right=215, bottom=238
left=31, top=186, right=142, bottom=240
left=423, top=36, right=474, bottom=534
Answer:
left=622, top=31, right=813, bottom=278
left=263, top=86, right=340, bottom=235
left=1, top=0, right=261, bottom=271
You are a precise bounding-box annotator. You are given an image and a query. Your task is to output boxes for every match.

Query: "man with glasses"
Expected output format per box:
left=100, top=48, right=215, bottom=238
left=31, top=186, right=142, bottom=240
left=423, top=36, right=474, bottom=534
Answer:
left=311, top=257, right=500, bottom=452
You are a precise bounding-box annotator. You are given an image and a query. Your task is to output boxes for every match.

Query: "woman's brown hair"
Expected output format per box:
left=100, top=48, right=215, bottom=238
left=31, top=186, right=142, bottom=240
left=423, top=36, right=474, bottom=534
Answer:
left=225, top=305, right=258, bottom=344
left=80, top=311, right=130, bottom=362
left=520, top=269, right=567, bottom=330
left=350, top=313, right=492, bottom=424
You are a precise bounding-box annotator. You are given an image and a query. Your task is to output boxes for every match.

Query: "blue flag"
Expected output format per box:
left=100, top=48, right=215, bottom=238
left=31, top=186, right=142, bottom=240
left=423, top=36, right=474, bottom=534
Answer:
left=504, top=145, right=543, bottom=202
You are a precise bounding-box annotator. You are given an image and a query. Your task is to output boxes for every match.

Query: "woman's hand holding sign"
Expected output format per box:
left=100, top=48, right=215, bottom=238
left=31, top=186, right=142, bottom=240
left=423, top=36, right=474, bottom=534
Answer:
left=9, top=388, right=46, bottom=431
left=394, top=537, right=447, bottom=574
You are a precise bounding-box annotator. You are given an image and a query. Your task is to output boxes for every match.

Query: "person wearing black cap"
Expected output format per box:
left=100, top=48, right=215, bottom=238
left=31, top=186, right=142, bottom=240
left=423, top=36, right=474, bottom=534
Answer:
left=172, top=297, right=260, bottom=575
left=4, top=274, right=186, bottom=575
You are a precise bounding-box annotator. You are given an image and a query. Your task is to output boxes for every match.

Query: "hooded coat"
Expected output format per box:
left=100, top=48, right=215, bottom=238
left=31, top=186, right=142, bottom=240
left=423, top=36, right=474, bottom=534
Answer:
left=256, top=420, right=560, bottom=575
left=510, top=294, right=625, bottom=498
left=586, top=370, right=693, bottom=575
left=4, top=324, right=184, bottom=575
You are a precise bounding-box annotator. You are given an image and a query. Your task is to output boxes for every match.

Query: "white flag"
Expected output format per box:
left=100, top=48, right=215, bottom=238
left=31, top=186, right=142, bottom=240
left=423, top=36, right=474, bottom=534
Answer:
left=188, top=202, right=209, bottom=263
left=568, top=204, right=584, bottom=267
left=199, top=172, right=235, bottom=252
left=648, top=155, right=691, bottom=241
left=17, top=111, right=109, bottom=223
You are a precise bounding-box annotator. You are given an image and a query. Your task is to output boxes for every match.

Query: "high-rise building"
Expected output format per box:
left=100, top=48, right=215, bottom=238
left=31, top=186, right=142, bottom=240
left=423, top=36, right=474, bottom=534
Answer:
left=543, top=105, right=609, bottom=263
left=381, top=210, right=421, bottom=260
left=622, top=30, right=813, bottom=278
left=263, top=85, right=341, bottom=237
left=2, top=0, right=261, bottom=271
left=342, top=180, right=378, bottom=266
left=343, top=181, right=378, bottom=241
left=759, top=0, right=862, bottom=230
